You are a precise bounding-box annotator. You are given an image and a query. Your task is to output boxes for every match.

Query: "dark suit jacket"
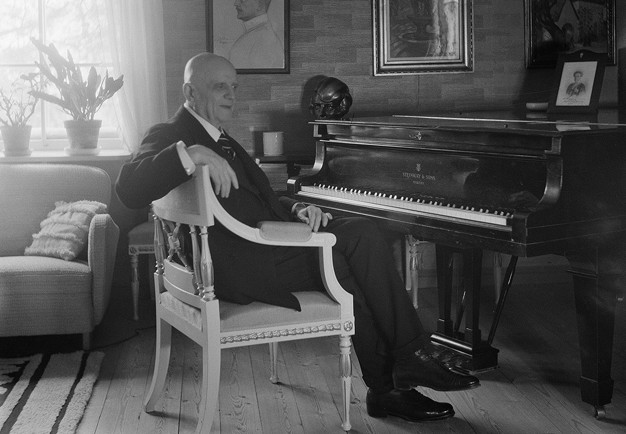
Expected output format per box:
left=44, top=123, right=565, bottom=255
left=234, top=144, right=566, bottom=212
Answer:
left=116, top=106, right=302, bottom=310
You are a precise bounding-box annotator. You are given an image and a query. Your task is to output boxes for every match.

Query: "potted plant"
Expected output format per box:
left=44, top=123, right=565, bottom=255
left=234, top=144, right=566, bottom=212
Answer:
left=30, top=38, right=124, bottom=155
left=0, top=73, right=40, bottom=156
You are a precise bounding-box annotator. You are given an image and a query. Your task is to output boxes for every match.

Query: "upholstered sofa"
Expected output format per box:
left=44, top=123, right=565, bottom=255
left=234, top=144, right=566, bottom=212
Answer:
left=0, top=163, right=119, bottom=349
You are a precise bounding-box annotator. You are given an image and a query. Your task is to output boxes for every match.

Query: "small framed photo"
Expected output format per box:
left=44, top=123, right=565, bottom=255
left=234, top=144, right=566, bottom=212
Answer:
left=547, top=50, right=606, bottom=114
left=373, top=0, right=474, bottom=76
left=206, top=0, right=289, bottom=74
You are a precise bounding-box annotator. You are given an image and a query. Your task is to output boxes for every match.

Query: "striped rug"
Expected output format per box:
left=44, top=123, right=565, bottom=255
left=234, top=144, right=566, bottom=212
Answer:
left=0, top=351, right=104, bottom=434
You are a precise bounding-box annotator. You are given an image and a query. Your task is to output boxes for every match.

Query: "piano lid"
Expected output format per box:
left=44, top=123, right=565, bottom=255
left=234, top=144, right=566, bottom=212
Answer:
left=311, top=109, right=626, bottom=135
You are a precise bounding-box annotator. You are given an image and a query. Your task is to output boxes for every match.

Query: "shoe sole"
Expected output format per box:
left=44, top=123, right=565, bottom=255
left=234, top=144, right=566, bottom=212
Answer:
left=393, top=380, right=481, bottom=392
left=368, top=408, right=455, bottom=422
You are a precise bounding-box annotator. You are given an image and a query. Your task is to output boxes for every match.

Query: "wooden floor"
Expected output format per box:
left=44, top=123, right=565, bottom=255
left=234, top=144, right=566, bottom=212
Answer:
left=62, top=270, right=626, bottom=434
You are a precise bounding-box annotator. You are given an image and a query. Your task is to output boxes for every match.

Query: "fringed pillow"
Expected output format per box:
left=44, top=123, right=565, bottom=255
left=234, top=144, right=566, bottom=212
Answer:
left=24, top=200, right=108, bottom=261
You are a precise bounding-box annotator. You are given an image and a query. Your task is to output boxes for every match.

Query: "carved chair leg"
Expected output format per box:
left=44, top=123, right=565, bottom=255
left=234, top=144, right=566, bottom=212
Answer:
left=269, top=342, right=279, bottom=384
left=197, top=343, right=221, bottom=433
left=144, top=318, right=172, bottom=412
left=130, top=253, right=140, bottom=320
left=340, top=335, right=352, bottom=432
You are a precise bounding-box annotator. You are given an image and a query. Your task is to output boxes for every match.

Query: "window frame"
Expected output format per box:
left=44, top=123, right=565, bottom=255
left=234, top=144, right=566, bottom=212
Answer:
left=0, top=0, right=124, bottom=153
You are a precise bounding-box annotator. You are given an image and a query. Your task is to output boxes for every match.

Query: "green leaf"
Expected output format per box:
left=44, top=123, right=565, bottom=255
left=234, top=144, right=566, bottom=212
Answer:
left=86, top=67, right=100, bottom=102
left=29, top=90, right=70, bottom=110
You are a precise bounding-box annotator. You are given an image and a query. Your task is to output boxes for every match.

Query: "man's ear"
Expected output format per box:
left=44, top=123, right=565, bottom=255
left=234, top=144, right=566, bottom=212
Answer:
left=183, top=82, right=194, bottom=102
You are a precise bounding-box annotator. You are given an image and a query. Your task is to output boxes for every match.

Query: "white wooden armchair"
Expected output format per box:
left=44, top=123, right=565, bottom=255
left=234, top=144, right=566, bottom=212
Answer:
left=143, top=165, right=355, bottom=432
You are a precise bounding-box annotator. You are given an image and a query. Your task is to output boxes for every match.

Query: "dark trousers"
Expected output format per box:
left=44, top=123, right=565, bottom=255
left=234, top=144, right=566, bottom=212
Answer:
left=273, top=216, right=428, bottom=392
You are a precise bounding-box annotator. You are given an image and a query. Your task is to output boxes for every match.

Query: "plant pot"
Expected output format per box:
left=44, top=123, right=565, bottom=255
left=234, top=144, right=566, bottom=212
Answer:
left=64, top=119, right=102, bottom=155
left=1, top=125, right=32, bottom=156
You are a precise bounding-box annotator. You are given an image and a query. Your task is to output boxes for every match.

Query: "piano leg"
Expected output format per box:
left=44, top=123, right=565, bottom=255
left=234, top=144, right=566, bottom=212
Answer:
left=493, top=252, right=503, bottom=303
left=566, top=247, right=619, bottom=419
left=431, top=245, right=499, bottom=373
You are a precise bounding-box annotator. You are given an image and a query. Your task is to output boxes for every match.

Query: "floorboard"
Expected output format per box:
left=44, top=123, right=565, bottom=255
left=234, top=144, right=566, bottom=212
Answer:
left=5, top=269, right=624, bottom=433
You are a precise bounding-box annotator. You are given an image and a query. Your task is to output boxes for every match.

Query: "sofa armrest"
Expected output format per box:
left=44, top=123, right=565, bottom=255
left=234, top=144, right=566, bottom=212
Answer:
left=88, top=213, right=120, bottom=324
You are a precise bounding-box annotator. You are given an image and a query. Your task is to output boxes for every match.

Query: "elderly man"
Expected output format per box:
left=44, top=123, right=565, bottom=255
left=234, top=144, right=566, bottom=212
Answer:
left=229, top=0, right=283, bottom=69
left=116, top=53, right=480, bottom=424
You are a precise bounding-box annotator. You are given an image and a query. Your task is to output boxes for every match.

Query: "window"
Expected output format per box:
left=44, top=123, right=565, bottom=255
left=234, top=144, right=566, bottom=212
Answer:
left=0, top=0, right=123, bottom=151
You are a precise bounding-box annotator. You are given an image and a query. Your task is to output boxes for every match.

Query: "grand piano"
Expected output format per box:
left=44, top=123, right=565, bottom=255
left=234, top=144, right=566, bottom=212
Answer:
left=288, top=111, right=626, bottom=417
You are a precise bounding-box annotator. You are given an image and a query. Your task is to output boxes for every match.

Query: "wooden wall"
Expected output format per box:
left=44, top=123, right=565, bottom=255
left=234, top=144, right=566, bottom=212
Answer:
left=161, top=0, right=624, bottom=155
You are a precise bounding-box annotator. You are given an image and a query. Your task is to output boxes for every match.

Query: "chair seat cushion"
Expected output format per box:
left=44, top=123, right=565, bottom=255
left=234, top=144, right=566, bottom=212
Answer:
left=128, top=221, right=154, bottom=246
left=0, top=256, right=93, bottom=337
left=160, top=291, right=340, bottom=333
left=0, top=256, right=91, bottom=294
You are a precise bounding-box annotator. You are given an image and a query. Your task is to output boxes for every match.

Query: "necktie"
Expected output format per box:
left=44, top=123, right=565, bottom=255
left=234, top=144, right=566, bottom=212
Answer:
left=218, top=130, right=236, bottom=160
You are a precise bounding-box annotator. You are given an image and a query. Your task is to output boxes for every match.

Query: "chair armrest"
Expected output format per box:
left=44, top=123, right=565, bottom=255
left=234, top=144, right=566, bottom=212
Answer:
left=257, top=221, right=312, bottom=242
left=87, top=213, right=120, bottom=324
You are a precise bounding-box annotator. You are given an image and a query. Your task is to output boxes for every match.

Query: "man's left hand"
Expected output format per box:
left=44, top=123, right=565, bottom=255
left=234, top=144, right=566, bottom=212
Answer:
left=296, top=205, right=333, bottom=232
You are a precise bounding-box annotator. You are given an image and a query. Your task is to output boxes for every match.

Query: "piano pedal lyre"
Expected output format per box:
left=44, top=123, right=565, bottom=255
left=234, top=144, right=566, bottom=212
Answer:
left=405, top=235, right=428, bottom=309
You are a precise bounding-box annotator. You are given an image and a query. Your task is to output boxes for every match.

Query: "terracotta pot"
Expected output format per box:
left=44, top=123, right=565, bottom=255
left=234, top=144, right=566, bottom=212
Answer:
left=1, top=125, right=32, bottom=156
left=64, top=119, right=102, bottom=155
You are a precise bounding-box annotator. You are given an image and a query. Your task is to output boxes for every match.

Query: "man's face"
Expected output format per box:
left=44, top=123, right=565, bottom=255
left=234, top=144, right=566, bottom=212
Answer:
left=234, top=0, right=264, bottom=22
left=191, top=60, right=238, bottom=128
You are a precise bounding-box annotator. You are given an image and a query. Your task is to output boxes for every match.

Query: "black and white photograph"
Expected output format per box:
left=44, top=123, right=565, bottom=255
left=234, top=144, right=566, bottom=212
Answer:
left=0, top=1, right=625, bottom=433
left=548, top=49, right=606, bottom=113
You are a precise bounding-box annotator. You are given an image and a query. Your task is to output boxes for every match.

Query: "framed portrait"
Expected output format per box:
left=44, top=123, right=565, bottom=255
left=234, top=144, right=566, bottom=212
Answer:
left=206, top=0, right=289, bottom=74
left=525, top=0, right=615, bottom=69
left=373, top=0, right=473, bottom=76
left=547, top=50, right=606, bottom=114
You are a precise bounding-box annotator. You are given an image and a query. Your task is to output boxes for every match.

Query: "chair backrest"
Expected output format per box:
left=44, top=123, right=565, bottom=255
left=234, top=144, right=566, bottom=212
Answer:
left=152, top=165, right=214, bottom=228
left=0, top=163, right=111, bottom=256
left=152, top=166, right=224, bottom=303
left=153, top=165, right=259, bottom=239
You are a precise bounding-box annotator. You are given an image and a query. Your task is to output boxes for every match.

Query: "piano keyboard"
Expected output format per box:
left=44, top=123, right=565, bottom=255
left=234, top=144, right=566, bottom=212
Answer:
left=298, top=184, right=512, bottom=227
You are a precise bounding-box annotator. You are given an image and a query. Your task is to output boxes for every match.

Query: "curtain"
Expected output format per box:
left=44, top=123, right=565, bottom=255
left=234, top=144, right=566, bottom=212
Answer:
left=104, top=0, right=167, bottom=153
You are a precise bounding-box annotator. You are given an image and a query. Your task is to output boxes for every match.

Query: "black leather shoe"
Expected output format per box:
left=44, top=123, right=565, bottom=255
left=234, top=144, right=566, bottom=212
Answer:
left=366, top=388, right=454, bottom=422
left=392, top=349, right=480, bottom=391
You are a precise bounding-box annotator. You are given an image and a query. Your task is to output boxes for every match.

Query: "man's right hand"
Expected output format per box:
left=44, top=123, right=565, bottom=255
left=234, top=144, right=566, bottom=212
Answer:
left=186, top=145, right=239, bottom=198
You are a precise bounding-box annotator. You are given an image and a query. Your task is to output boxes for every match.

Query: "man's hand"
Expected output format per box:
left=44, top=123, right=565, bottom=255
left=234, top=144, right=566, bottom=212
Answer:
left=186, top=145, right=239, bottom=198
left=296, top=205, right=333, bottom=232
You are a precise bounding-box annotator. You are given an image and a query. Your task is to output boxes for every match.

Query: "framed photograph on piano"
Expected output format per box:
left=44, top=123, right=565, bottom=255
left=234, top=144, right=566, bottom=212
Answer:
left=547, top=50, right=606, bottom=114
left=525, top=0, right=616, bottom=69
left=372, top=0, right=474, bottom=76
